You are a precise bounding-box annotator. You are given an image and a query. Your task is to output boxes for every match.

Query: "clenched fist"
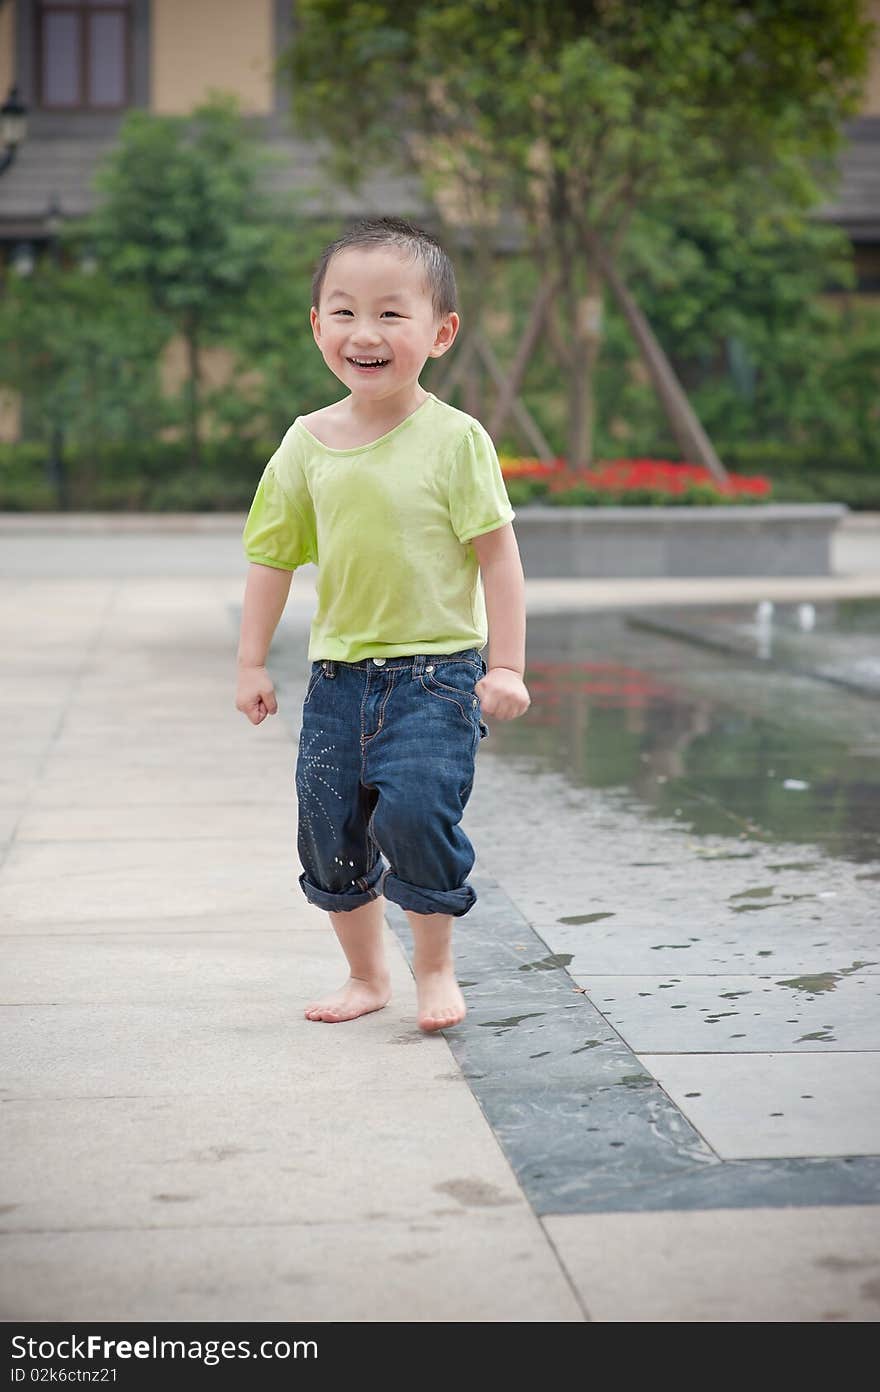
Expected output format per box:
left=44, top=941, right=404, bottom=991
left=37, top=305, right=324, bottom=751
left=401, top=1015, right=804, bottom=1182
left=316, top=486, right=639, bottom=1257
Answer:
left=475, top=666, right=531, bottom=720
left=236, top=664, right=278, bottom=726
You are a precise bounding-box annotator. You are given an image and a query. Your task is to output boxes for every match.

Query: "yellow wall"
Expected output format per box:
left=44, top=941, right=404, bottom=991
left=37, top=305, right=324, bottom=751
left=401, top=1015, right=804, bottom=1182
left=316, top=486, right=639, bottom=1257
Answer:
left=864, top=0, right=880, bottom=113
left=158, top=336, right=266, bottom=440
left=151, top=0, right=274, bottom=115
left=0, top=388, right=21, bottom=444
left=0, top=2, right=14, bottom=103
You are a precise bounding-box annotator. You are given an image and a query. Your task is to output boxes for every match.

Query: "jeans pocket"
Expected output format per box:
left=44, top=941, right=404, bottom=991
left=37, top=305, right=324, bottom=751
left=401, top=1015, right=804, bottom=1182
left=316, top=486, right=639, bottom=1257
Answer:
left=421, top=659, right=479, bottom=729
left=303, top=662, right=325, bottom=706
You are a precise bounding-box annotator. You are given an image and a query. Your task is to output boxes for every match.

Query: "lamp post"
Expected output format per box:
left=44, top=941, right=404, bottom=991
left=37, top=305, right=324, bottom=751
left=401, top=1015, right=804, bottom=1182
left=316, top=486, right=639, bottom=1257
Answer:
left=45, top=194, right=68, bottom=509
left=0, top=86, right=27, bottom=176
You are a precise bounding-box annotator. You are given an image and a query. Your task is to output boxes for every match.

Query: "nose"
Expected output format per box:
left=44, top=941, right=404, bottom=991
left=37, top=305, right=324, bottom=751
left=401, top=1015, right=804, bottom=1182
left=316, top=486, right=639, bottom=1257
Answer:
left=351, top=328, right=383, bottom=346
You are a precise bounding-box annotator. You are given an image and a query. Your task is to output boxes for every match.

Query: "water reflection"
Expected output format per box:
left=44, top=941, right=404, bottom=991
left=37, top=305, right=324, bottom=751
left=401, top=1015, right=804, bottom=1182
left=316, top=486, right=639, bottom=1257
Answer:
left=505, top=602, right=880, bottom=865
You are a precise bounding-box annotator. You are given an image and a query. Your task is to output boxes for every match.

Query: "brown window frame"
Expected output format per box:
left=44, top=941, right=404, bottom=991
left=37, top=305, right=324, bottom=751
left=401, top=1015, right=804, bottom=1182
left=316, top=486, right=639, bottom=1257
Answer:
left=37, top=1, right=133, bottom=113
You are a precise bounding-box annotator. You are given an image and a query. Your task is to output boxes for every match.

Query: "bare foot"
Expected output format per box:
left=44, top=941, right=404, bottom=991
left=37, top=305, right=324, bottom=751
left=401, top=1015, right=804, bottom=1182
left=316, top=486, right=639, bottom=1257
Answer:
left=304, top=974, right=391, bottom=1023
left=415, top=968, right=467, bottom=1033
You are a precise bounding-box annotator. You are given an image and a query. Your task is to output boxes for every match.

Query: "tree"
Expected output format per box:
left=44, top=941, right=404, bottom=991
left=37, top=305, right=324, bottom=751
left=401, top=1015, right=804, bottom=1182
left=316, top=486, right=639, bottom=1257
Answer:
left=284, top=0, right=872, bottom=471
left=207, top=218, right=347, bottom=445
left=79, top=94, right=279, bottom=466
left=0, top=261, right=170, bottom=504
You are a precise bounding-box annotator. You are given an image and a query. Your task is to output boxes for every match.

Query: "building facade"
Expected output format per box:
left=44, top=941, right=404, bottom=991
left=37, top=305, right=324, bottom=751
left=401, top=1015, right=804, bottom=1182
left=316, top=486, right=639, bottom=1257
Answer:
left=0, top=0, right=420, bottom=255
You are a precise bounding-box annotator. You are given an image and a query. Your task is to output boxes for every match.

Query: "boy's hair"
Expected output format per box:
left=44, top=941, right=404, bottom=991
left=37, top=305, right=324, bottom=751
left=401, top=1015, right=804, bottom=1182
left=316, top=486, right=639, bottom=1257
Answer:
left=311, top=216, right=457, bottom=320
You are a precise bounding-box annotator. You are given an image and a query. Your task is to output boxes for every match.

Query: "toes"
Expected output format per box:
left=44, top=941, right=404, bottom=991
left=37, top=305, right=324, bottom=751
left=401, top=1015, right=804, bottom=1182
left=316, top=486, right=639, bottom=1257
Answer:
left=419, top=1010, right=465, bottom=1032
left=305, top=1004, right=357, bottom=1023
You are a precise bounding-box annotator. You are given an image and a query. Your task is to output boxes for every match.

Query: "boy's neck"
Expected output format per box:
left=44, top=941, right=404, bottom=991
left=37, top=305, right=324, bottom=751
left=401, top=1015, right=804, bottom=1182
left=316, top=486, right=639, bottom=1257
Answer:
left=343, top=382, right=430, bottom=428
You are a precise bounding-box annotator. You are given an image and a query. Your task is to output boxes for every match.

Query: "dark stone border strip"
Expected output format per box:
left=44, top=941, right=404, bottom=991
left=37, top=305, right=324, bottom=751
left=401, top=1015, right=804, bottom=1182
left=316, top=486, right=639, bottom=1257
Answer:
left=385, top=876, right=880, bottom=1216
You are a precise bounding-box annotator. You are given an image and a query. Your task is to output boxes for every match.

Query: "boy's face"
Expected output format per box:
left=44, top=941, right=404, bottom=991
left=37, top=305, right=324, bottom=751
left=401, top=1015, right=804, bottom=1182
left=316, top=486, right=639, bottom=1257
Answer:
left=310, top=246, right=459, bottom=398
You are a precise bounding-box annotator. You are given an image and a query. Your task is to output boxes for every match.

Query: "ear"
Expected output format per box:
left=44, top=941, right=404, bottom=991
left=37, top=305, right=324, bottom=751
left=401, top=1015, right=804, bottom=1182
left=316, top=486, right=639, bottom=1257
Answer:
left=428, top=310, right=460, bottom=359
left=310, top=306, right=321, bottom=345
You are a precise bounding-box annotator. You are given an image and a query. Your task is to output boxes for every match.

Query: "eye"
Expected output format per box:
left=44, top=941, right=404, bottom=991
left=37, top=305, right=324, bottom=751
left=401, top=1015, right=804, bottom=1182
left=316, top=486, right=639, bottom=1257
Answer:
left=331, top=309, right=353, bottom=316
left=381, top=311, right=401, bottom=318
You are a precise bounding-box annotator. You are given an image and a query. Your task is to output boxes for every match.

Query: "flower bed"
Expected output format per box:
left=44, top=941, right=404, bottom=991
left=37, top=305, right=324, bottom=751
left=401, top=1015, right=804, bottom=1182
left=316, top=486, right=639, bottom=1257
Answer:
left=501, top=456, right=773, bottom=506
left=498, top=457, right=845, bottom=577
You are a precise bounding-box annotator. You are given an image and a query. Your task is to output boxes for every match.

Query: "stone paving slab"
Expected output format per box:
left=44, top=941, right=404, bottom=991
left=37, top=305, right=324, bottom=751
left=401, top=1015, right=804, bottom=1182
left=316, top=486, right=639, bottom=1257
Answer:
left=13, top=804, right=300, bottom=842
left=1, top=1082, right=527, bottom=1232
left=0, top=909, right=319, bottom=939
left=5, top=774, right=295, bottom=810
left=1, top=929, right=374, bottom=1004
left=544, top=925, right=878, bottom=976
left=543, top=1206, right=880, bottom=1321
left=571, top=972, right=880, bottom=1051
left=2, top=994, right=468, bottom=1098
left=0, top=1215, right=583, bottom=1322
left=0, top=838, right=307, bottom=925
left=636, top=1053, right=880, bottom=1159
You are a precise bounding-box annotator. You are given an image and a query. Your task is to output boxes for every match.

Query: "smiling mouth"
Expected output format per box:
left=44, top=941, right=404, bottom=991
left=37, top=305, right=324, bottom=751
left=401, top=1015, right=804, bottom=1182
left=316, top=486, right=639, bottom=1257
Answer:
left=348, top=357, right=390, bottom=369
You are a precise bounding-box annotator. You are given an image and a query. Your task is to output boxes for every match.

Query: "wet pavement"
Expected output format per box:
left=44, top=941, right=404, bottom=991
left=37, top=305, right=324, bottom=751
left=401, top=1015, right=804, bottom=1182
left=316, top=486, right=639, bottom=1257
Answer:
left=272, top=598, right=880, bottom=1218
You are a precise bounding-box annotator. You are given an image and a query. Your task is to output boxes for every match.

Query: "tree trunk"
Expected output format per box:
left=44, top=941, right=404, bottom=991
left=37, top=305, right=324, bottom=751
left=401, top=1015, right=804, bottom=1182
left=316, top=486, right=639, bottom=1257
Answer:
left=184, top=312, right=202, bottom=470
left=475, top=332, right=554, bottom=459
left=462, top=348, right=482, bottom=419
left=435, top=331, right=478, bottom=399
left=581, top=225, right=728, bottom=484
left=581, top=284, right=603, bottom=468
left=567, top=266, right=604, bottom=469
left=443, top=228, right=495, bottom=419
left=486, top=270, right=559, bottom=442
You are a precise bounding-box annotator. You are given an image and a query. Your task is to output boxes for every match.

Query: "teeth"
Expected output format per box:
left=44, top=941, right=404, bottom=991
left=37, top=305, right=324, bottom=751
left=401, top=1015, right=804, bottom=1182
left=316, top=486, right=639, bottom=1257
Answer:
left=351, top=357, right=387, bottom=366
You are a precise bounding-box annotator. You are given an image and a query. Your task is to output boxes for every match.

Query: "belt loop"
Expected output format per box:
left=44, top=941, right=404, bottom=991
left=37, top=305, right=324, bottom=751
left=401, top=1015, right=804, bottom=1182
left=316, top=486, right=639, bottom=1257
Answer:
left=413, top=654, right=426, bottom=680
left=325, top=659, right=336, bottom=678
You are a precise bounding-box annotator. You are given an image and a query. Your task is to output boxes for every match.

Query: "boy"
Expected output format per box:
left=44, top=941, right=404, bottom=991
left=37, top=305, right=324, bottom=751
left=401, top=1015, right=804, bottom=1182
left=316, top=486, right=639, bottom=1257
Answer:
left=235, top=216, right=530, bottom=1033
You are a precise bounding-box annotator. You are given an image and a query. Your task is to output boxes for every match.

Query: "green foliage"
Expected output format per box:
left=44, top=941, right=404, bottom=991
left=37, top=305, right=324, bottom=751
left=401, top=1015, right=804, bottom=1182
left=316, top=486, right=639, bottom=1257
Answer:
left=0, top=263, right=171, bottom=448
left=206, top=218, right=349, bottom=444
left=287, top=1, right=872, bottom=203
left=0, top=437, right=272, bottom=511
left=70, top=95, right=292, bottom=462
left=3, top=10, right=877, bottom=509
left=477, top=239, right=879, bottom=475
left=0, top=442, right=57, bottom=510
left=78, top=94, right=278, bottom=322
left=285, top=0, right=874, bottom=464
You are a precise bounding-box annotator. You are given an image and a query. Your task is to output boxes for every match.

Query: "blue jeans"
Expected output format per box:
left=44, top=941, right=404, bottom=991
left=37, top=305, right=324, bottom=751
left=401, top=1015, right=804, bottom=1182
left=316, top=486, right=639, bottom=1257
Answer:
left=295, top=648, right=489, bottom=917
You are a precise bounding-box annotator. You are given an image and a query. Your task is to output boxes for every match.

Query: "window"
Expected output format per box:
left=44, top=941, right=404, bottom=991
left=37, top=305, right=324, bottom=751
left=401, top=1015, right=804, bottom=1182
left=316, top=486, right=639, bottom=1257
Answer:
left=38, top=1, right=131, bottom=111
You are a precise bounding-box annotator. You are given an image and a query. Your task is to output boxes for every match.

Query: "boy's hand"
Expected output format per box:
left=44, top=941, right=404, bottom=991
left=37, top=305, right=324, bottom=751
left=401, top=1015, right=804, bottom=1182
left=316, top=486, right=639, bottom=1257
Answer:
left=476, top=666, right=531, bottom=720
left=236, top=664, right=278, bottom=725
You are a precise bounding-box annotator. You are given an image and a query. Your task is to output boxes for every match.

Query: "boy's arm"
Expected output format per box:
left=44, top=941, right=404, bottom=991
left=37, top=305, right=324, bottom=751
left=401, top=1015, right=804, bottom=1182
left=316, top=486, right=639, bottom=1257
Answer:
left=235, top=563, right=294, bottom=725
left=470, top=524, right=529, bottom=720
left=237, top=561, right=294, bottom=668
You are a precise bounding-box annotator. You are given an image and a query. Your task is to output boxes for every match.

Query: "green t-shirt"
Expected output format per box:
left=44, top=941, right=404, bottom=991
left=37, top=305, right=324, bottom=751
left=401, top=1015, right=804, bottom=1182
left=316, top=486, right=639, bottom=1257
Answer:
left=241, top=391, right=516, bottom=663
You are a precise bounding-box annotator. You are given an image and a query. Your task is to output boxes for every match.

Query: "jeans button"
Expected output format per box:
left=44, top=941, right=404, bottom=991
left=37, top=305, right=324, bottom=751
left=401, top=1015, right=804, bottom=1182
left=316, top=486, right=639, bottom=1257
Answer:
left=426, top=664, right=434, bottom=673
left=372, top=657, right=386, bottom=665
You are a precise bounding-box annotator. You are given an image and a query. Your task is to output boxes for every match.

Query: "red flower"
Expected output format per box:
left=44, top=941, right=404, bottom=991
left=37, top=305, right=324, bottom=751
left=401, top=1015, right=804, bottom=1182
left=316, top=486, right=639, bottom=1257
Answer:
left=500, top=455, right=771, bottom=498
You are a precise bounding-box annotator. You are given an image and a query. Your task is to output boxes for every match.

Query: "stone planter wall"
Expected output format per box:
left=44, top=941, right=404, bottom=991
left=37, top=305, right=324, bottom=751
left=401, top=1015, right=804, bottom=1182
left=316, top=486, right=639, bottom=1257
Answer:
left=511, top=503, right=849, bottom=579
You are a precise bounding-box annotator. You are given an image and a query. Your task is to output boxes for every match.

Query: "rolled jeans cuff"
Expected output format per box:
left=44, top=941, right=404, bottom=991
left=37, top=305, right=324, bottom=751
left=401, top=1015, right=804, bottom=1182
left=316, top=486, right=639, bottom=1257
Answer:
left=381, top=870, right=477, bottom=918
left=298, top=856, right=386, bottom=913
